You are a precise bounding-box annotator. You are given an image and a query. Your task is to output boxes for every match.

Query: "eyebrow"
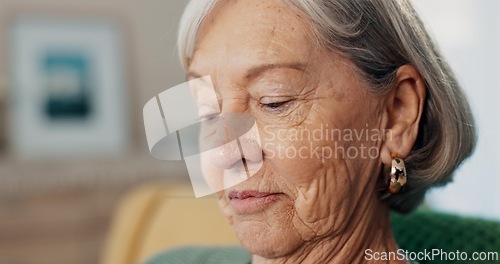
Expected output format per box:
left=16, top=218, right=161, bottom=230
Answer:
left=244, top=62, right=307, bottom=80
left=186, top=62, right=307, bottom=81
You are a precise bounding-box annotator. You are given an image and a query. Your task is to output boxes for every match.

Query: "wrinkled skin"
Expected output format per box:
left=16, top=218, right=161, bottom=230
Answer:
left=188, top=0, right=424, bottom=263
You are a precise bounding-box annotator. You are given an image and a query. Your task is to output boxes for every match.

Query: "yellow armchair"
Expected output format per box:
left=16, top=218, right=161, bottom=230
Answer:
left=100, top=184, right=239, bottom=264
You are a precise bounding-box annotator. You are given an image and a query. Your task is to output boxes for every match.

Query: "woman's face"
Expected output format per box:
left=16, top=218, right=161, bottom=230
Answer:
left=189, top=0, right=387, bottom=258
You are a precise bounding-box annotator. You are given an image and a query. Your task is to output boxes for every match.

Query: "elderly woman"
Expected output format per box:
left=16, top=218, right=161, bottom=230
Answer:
left=147, top=0, right=476, bottom=263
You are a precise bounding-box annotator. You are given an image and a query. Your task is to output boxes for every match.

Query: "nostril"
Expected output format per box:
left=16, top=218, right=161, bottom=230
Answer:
left=241, top=158, right=248, bottom=167
left=239, top=141, right=264, bottom=163
left=205, top=119, right=263, bottom=171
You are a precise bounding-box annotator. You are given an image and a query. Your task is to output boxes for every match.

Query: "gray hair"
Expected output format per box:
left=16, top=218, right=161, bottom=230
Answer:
left=177, top=0, right=476, bottom=213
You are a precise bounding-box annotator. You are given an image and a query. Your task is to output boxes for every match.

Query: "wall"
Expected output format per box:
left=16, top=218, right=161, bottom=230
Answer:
left=413, top=0, right=500, bottom=220
left=0, top=1, right=190, bottom=263
left=0, top=0, right=191, bottom=193
left=0, top=0, right=189, bottom=155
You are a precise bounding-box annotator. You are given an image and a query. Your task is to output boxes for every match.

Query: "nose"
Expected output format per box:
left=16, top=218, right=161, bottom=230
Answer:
left=207, top=114, right=263, bottom=174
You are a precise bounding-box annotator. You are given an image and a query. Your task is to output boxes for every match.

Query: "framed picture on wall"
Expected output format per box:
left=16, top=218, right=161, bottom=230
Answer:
left=7, top=14, right=130, bottom=158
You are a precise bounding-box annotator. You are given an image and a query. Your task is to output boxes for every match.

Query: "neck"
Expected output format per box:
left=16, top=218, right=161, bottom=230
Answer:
left=252, top=189, right=407, bottom=264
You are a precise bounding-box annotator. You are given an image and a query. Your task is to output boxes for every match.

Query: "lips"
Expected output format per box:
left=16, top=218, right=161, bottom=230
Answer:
left=228, top=190, right=276, bottom=199
left=228, top=190, right=283, bottom=214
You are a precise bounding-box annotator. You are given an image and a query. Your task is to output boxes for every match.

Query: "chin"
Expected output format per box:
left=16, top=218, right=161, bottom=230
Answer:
left=232, top=214, right=304, bottom=258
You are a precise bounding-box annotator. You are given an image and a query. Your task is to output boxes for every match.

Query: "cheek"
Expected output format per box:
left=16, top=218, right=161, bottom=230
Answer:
left=291, top=160, right=354, bottom=239
left=259, top=125, right=353, bottom=234
left=260, top=113, right=378, bottom=238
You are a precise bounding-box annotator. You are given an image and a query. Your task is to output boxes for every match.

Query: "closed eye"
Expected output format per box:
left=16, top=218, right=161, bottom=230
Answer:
left=197, top=112, right=220, bottom=122
left=260, top=100, right=293, bottom=110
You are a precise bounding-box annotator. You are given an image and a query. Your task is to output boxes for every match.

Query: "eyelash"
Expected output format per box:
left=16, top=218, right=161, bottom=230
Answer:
left=197, top=112, right=220, bottom=122
left=259, top=99, right=294, bottom=112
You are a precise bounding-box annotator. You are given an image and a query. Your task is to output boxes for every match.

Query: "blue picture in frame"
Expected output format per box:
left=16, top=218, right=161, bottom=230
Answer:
left=43, top=53, right=93, bottom=120
left=8, top=16, right=130, bottom=158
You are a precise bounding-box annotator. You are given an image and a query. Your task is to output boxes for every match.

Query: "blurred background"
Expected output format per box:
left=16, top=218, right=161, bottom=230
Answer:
left=0, top=0, right=190, bottom=263
left=412, top=0, right=500, bottom=221
left=0, top=0, right=498, bottom=263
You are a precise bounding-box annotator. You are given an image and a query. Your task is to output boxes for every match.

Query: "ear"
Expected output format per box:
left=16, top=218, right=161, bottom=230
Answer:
left=380, top=64, right=426, bottom=165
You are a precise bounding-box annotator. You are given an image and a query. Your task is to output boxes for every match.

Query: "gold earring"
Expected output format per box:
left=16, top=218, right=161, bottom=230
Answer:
left=388, top=155, right=407, bottom=194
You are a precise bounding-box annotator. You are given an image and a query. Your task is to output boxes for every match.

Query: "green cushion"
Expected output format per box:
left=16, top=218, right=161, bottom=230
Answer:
left=391, top=210, right=500, bottom=264
left=146, top=211, right=500, bottom=264
left=145, top=246, right=251, bottom=264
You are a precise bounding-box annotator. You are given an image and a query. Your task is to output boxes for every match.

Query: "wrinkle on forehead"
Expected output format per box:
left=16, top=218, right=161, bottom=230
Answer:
left=189, top=0, right=319, bottom=78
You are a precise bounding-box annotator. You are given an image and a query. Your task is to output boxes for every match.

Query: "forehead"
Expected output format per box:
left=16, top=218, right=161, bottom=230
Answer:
left=189, top=0, right=317, bottom=75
